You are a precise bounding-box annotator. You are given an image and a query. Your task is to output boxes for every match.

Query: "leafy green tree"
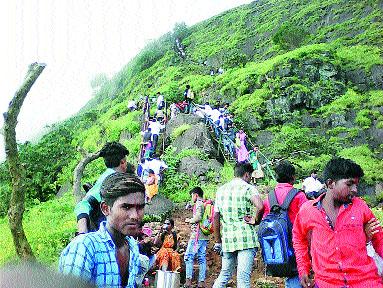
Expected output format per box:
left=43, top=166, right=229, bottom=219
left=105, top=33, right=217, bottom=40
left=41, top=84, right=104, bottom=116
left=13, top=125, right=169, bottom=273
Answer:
left=272, top=23, right=309, bottom=50
left=172, top=22, right=191, bottom=41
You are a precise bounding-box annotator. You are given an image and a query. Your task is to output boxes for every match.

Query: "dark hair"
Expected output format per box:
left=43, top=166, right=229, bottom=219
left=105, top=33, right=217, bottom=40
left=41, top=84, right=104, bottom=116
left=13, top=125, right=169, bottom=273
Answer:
left=83, top=182, right=92, bottom=193
left=157, top=92, right=160, bottom=94
left=166, top=219, right=175, bottom=227
left=275, top=161, right=296, bottom=183
left=311, top=170, right=318, bottom=174
left=186, top=84, right=190, bottom=89
left=99, top=142, right=129, bottom=168
left=126, top=162, right=135, bottom=174
left=190, top=187, right=203, bottom=197
left=148, top=169, right=155, bottom=174
left=323, top=157, right=364, bottom=182
left=101, top=172, right=145, bottom=206
left=234, top=163, right=254, bottom=177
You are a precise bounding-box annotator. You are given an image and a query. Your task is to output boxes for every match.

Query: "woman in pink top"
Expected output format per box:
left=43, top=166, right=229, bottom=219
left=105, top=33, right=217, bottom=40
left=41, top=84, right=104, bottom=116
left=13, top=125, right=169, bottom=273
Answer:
left=235, top=130, right=249, bottom=163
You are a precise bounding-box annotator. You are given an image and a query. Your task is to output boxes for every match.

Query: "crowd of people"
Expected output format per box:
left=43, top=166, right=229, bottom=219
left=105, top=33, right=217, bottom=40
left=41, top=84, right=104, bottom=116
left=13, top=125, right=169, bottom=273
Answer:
left=56, top=87, right=383, bottom=288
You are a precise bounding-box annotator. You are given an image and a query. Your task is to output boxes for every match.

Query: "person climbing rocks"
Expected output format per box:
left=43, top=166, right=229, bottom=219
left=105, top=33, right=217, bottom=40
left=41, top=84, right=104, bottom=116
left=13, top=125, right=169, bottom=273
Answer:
left=184, top=84, right=194, bottom=113
left=235, top=129, right=249, bottom=164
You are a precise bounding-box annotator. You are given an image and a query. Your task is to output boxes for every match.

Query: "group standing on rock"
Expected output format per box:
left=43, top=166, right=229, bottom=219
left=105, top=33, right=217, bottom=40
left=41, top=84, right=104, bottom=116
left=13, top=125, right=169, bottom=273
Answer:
left=56, top=85, right=383, bottom=288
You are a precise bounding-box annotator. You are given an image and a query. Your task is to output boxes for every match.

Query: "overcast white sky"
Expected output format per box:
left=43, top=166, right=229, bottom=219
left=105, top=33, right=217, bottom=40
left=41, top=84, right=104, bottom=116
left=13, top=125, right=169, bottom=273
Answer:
left=0, top=0, right=252, bottom=161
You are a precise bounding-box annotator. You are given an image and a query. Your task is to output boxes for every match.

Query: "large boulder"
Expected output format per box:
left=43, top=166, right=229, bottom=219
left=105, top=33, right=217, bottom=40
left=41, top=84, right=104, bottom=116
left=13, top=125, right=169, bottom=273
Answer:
left=178, top=156, right=222, bottom=177
left=166, top=114, right=201, bottom=138
left=167, top=116, right=219, bottom=157
left=144, top=194, right=174, bottom=216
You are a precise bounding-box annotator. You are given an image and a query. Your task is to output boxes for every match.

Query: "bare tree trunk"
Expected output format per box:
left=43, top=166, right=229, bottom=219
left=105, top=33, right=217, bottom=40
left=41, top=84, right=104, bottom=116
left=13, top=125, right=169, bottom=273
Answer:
left=73, top=147, right=100, bottom=203
left=3, top=62, right=46, bottom=260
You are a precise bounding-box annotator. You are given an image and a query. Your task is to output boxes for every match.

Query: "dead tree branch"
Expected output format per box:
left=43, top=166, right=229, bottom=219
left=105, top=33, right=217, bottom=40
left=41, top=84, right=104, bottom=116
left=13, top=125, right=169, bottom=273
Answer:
left=73, top=148, right=101, bottom=203
left=3, top=62, right=46, bottom=260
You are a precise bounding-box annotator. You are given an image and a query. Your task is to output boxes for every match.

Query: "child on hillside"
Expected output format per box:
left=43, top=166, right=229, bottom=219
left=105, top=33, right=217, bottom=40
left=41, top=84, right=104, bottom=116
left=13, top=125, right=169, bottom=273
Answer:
left=293, top=157, right=383, bottom=288
left=184, top=187, right=209, bottom=288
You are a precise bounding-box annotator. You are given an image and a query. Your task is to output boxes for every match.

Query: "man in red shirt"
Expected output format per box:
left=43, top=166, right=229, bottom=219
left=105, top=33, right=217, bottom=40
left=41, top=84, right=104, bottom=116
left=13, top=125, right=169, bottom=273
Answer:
left=262, top=161, right=307, bottom=287
left=293, top=157, right=383, bottom=288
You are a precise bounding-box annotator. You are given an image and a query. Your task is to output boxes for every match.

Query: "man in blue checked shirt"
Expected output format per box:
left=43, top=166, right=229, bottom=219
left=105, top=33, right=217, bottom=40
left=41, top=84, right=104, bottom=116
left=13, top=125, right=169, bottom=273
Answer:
left=59, top=172, right=147, bottom=288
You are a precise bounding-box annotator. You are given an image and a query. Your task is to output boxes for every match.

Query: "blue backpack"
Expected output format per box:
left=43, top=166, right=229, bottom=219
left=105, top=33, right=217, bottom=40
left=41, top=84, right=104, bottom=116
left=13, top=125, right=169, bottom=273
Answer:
left=258, top=188, right=299, bottom=277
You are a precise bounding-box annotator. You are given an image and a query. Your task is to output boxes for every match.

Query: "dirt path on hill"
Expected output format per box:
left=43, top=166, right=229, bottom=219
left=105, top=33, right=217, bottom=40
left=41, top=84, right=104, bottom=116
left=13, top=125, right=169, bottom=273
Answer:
left=169, top=206, right=284, bottom=288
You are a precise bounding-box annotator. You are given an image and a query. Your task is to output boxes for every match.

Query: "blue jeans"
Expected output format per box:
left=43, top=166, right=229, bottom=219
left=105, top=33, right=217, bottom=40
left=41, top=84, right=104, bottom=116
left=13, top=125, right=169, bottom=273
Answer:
left=285, top=275, right=302, bottom=288
left=213, top=248, right=257, bottom=288
left=184, top=239, right=208, bottom=282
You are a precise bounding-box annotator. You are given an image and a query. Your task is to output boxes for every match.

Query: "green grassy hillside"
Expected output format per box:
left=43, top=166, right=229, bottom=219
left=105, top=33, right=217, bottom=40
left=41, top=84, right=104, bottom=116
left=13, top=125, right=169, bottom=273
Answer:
left=0, top=0, right=382, bottom=265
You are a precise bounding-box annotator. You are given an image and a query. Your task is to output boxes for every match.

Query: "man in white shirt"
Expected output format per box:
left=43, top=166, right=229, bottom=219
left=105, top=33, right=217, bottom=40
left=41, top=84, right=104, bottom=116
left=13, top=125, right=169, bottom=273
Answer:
left=127, top=100, right=137, bottom=111
left=209, top=107, right=222, bottom=123
left=149, top=119, right=162, bottom=151
left=145, top=154, right=168, bottom=181
left=156, top=92, right=164, bottom=110
left=302, top=170, right=324, bottom=199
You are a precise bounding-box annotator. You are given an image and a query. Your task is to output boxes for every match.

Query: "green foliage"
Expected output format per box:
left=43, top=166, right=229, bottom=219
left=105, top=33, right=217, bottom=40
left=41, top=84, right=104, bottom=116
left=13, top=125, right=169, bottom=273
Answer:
left=316, top=89, right=367, bottom=116
left=363, top=194, right=378, bottom=208
left=159, top=146, right=209, bottom=202
left=0, top=192, right=76, bottom=265
left=17, top=123, right=77, bottom=205
left=230, top=89, right=268, bottom=115
left=338, top=145, right=383, bottom=185
left=171, top=124, right=191, bottom=141
left=372, top=207, right=383, bottom=222
left=222, top=50, right=248, bottom=68
left=268, top=124, right=334, bottom=158
left=369, top=90, right=383, bottom=107
left=355, top=109, right=372, bottom=129
left=255, top=279, right=278, bottom=288
left=0, top=181, right=11, bottom=218
left=295, top=154, right=333, bottom=180
left=272, top=23, right=309, bottom=50
left=336, top=45, right=383, bottom=71
left=172, top=22, right=191, bottom=41
left=326, top=126, right=348, bottom=136
left=130, top=39, right=171, bottom=77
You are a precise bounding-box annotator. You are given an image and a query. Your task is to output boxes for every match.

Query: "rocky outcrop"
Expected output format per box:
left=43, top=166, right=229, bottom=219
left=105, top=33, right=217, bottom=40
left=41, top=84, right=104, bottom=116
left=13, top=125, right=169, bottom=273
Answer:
left=166, top=113, right=223, bottom=180
left=178, top=156, right=222, bottom=178
left=166, top=115, right=218, bottom=158
left=144, top=194, right=174, bottom=216
left=166, top=114, right=201, bottom=138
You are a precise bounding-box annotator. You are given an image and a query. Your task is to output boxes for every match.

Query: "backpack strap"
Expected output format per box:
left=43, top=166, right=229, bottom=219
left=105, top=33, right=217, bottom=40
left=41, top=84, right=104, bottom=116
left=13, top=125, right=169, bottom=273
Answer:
left=280, top=188, right=299, bottom=210
left=268, top=189, right=279, bottom=209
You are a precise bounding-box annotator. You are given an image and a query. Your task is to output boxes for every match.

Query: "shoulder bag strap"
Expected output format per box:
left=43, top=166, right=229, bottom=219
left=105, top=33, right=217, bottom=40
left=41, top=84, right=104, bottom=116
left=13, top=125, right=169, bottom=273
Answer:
left=280, top=188, right=299, bottom=210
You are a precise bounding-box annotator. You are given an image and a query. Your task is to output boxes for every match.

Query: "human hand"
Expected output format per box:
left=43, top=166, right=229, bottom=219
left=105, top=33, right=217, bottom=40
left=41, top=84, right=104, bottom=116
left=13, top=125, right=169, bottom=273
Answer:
left=213, top=243, right=222, bottom=255
left=143, top=237, right=152, bottom=244
left=243, top=215, right=256, bottom=225
left=365, top=218, right=381, bottom=240
left=300, top=274, right=314, bottom=288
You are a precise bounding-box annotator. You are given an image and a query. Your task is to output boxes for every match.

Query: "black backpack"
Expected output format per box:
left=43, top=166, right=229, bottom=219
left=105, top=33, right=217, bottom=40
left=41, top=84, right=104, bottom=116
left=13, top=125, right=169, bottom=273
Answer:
left=257, top=188, right=299, bottom=277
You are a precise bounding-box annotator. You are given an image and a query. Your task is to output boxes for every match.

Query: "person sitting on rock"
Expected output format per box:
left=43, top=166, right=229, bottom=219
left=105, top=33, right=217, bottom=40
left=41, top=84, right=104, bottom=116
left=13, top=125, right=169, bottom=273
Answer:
left=137, top=223, right=157, bottom=270
left=154, top=219, right=181, bottom=272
